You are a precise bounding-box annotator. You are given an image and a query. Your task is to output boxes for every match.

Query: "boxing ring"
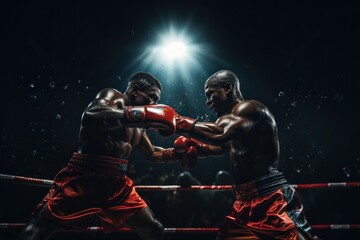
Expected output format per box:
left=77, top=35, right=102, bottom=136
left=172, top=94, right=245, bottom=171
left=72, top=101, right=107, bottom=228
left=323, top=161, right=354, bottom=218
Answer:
left=1, top=173, right=360, bottom=236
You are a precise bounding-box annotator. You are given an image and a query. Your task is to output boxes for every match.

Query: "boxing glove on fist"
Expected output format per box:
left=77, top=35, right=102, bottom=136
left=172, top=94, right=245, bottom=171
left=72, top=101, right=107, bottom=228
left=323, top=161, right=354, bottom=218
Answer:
left=162, top=147, right=196, bottom=170
left=174, top=136, right=211, bottom=156
left=173, top=136, right=211, bottom=169
left=124, top=104, right=176, bottom=136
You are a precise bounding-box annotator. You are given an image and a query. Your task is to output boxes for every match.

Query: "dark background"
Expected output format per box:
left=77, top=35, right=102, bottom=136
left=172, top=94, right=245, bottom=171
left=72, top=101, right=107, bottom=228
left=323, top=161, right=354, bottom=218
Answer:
left=1, top=0, right=360, bottom=239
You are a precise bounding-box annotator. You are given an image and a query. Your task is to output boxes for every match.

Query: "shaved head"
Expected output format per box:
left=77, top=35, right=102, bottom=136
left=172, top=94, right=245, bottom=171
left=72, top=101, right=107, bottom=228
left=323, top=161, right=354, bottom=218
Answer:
left=205, top=70, right=241, bottom=98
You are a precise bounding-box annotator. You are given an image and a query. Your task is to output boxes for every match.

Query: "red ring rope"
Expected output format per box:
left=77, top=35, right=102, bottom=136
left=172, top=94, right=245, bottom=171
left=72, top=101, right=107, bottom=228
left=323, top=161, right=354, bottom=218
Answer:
left=1, top=173, right=360, bottom=190
left=1, top=173, right=359, bottom=233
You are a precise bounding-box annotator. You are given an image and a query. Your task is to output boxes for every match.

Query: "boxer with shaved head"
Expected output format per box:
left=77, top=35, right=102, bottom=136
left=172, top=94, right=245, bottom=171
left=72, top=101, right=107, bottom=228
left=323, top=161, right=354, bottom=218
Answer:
left=175, top=70, right=319, bottom=240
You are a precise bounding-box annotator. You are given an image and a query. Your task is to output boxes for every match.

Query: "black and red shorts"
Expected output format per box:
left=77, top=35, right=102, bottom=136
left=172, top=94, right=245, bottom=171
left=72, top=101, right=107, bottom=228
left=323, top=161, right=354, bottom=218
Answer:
left=216, top=170, right=319, bottom=240
left=34, top=152, right=147, bottom=232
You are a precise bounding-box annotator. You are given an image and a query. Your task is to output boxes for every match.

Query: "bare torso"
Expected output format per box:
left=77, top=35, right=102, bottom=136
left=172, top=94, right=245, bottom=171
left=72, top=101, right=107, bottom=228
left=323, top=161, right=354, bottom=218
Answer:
left=226, top=100, right=279, bottom=183
left=78, top=89, right=144, bottom=159
left=193, top=99, right=280, bottom=184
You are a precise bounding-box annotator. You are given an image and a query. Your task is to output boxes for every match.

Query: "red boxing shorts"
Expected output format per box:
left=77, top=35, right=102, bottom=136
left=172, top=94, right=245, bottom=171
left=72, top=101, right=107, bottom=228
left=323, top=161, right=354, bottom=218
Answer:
left=33, top=152, right=147, bottom=232
left=216, top=170, right=319, bottom=240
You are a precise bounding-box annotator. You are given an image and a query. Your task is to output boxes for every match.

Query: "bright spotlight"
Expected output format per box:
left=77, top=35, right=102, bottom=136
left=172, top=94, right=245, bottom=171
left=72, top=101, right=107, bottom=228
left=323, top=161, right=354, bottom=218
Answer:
left=124, top=24, right=214, bottom=88
left=161, top=41, right=187, bottom=60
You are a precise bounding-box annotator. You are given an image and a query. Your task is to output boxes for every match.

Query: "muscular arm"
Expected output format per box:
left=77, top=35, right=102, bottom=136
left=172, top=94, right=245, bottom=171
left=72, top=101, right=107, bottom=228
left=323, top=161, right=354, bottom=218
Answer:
left=199, top=143, right=229, bottom=157
left=81, top=88, right=176, bottom=135
left=136, top=131, right=228, bottom=164
left=184, top=101, right=262, bottom=145
left=136, top=132, right=172, bottom=163
left=83, top=100, right=125, bottom=120
left=81, top=88, right=126, bottom=123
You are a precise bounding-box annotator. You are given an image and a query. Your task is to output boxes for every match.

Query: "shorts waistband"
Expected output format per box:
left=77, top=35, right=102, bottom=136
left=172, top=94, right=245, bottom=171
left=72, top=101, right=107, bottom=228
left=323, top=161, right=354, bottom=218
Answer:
left=232, top=170, right=288, bottom=201
left=68, top=152, right=128, bottom=177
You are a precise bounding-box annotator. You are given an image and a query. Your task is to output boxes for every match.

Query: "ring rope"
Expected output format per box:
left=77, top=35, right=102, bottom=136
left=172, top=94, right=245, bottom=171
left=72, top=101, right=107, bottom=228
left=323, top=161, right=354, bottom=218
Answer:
left=1, top=223, right=360, bottom=231
left=1, top=173, right=360, bottom=190
left=1, top=173, right=359, bottom=233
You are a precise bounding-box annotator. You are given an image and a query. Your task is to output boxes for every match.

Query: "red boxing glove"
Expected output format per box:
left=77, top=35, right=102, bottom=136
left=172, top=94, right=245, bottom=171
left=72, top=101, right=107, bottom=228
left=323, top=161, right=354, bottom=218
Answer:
left=124, top=104, right=176, bottom=136
left=173, top=136, right=211, bottom=169
left=162, top=147, right=197, bottom=169
left=175, top=115, right=198, bottom=133
left=174, top=136, right=211, bottom=157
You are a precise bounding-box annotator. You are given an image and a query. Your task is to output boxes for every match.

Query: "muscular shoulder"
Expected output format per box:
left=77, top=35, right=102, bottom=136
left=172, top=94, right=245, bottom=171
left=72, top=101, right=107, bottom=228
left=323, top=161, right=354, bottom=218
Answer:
left=95, top=88, right=124, bottom=100
left=232, top=100, right=273, bottom=125
left=214, top=100, right=261, bottom=125
left=232, top=100, right=264, bottom=114
left=233, top=100, right=275, bottom=123
left=94, top=88, right=125, bottom=109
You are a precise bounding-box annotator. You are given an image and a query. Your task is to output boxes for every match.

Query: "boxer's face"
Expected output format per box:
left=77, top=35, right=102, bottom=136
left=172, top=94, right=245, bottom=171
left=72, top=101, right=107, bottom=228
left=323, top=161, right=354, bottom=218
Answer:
left=205, top=80, right=228, bottom=117
left=133, top=86, right=161, bottom=106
